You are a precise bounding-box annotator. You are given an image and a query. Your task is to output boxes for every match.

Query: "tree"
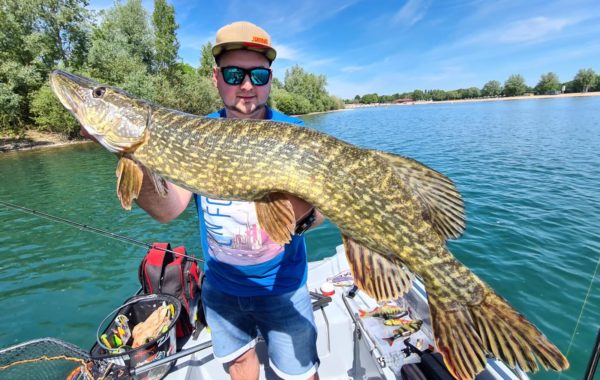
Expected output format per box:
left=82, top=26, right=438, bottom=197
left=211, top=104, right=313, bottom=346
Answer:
left=283, top=65, right=340, bottom=112
left=573, top=68, right=597, bottom=92
left=271, top=77, right=284, bottom=89
left=0, top=83, right=23, bottom=133
left=535, top=72, right=561, bottom=94
left=0, top=0, right=90, bottom=134
left=465, top=87, right=481, bottom=98
left=481, top=80, right=502, bottom=97
left=30, top=82, right=80, bottom=135
left=503, top=74, right=527, bottom=96
left=360, top=93, right=379, bottom=104
left=87, top=0, right=154, bottom=84
left=153, top=0, right=179, bottom=73
left=430, top=89, right=446, bottom=101
left=154, top=70, right=221, bottom=116
left=198, top=42, right=214, bottom=78
left=411, top=89, right=426, bottom=101
left=271, top=88, right=311, bottom=115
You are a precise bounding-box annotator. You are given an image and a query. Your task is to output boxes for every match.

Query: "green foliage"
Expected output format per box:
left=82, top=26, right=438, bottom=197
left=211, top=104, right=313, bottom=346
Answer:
left=154, top=70, right=221, bottom=116
left=30, top=82, right=80, bottom=135
left=271, top=88, right=311, bottom=115
left=481, top=80, right=502, bottom=97
left=411, top=90, right=426, bottom=101
left=446, top=90, right=460, bottom=100
left=360, top=93, right=379, bottom=104
left=464, top=87, right=481, bottom=98
left=198, top=42, right=214, bottom=78
left=573, top=68, right=597, bottom=92
left=535, top=72, right=561, bottom=94
left=153, top=0, right=180, bottom=72
left=594, top=75, right=600, bottom=91
left=430, top=89, right=446, bottom=101
left=271, top=77, right=284, bottom=90
left=0, top=82, right=23, bottom=133
left=175, top=62, right=197, bottom=77
left=0, top=0, right=90, bottom=134
left=503, top=74, right=527, bottom=96
left=275, top=65, right=342, bottom=114
left=88, top=0, right=154, bottom=82
left=0, top=0, right=90, bottom=70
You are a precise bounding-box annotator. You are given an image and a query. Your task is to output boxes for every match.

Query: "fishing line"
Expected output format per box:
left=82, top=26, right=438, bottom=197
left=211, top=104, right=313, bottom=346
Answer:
left=559, top=253, right=600, bottom=379
left=0, top=200, right=204, bottom=263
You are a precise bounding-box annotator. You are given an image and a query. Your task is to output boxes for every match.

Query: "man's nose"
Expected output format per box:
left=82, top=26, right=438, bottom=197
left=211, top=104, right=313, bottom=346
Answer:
left=239, top=74, right=254, bottom=90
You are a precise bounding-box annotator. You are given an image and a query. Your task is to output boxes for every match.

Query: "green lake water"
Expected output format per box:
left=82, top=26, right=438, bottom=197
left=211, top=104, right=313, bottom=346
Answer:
left=1, top=97, right=599, bottom=379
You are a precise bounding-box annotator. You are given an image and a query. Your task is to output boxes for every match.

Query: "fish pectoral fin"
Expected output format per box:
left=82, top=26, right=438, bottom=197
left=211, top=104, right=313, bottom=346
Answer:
left=255, top=193, right=296, bottom=245
left=148, top=170, right=168, bottom=198
left=115, top=156, right=144, bottom=210
left=342, top=235, right=412, bottom=302
left=428, top=283, right=569, bottom=380
left=376, top=151, right=465, bottom=240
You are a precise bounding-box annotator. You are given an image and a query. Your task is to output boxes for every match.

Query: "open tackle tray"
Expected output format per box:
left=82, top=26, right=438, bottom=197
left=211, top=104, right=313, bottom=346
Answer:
left=87, top=294, right=181, bottom=380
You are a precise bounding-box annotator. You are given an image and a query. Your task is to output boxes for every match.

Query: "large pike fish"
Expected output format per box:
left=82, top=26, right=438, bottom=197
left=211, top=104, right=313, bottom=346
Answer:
left=50, top=70, right=568, bottom=379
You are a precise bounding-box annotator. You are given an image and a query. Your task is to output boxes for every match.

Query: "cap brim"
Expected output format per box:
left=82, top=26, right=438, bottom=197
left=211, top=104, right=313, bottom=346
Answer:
left=212, top=42, right=277, bottom=62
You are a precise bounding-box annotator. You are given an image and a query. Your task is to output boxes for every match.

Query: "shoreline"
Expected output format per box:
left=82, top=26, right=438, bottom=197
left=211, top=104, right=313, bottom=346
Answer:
left=345, top=91, right=600, bottom=108
left=1, top=131, right=90, bottom=153
left=3, top=91, right=598, bottom=153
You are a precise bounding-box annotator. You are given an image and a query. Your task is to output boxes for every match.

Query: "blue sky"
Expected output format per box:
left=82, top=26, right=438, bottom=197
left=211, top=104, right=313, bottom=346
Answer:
left=90, top=0, right=600, bottom=99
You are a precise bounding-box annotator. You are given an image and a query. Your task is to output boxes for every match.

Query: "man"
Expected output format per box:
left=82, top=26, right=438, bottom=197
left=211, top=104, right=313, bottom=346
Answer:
left=134, top=22, right=322, bottom=380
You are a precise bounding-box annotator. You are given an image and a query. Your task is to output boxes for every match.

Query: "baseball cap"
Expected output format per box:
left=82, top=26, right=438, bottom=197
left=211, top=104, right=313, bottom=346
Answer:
left=212, top=21, right=277, bottom=63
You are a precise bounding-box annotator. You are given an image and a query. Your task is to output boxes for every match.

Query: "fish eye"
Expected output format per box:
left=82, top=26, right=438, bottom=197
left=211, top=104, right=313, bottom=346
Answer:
left=92, top=87, right=106, bottom=98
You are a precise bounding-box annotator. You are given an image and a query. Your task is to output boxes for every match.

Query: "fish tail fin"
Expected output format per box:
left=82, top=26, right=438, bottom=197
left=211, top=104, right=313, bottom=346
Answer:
left=428, top=288, right=569, bottom=380
left=469, top=290, right=569, bottom=372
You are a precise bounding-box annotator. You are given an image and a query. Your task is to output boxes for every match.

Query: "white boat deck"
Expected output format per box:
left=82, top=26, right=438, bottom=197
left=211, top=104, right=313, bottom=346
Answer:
left=161, top=246, right=525, bottom=380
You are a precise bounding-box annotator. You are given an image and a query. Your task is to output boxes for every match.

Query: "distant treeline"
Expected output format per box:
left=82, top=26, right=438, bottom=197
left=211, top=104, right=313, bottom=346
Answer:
left=0, top=0, right=343, bottom=137
left=351, top=69, right=600, bottom=104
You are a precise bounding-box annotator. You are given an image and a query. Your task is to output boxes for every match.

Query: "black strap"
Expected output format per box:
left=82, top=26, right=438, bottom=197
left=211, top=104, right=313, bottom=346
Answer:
left=295, top=208, right=316, bottom=235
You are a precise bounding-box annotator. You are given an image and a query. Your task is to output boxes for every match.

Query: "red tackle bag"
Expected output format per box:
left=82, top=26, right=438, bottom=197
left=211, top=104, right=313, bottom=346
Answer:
left=138, top=242, right=204, bottom=338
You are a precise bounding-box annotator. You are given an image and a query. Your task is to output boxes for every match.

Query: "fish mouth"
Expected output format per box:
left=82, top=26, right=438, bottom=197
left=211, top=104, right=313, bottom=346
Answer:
left=49, top=70, right=102, bottom=136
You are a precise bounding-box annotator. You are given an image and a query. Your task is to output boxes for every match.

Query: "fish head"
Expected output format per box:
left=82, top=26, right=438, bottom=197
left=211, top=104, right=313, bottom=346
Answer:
left=50, top=70, right=150, bottom=153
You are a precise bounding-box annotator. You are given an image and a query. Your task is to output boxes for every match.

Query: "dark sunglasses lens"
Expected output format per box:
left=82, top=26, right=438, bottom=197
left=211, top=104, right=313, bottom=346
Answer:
left=222, top=67, right=245, bottom=85
left=250, top=69, right=271, bottom=85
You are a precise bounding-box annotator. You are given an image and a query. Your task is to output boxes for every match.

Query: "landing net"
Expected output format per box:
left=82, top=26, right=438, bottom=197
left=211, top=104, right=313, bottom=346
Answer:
left=0, top=338, right=93, bottom=380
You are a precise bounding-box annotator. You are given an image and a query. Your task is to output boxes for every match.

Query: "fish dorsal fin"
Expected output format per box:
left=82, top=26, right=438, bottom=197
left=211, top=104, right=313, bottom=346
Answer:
left=377, top=151, right=465, bottom=240
left=116, top=156, right=144, bottom=210
left=342, top=235, right=412, bottom=302
left=255, top=193, right=296, bottom=245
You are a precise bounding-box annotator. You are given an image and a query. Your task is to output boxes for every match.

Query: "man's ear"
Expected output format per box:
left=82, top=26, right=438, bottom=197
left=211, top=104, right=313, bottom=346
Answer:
left=212, top=67, right=218, bottom=88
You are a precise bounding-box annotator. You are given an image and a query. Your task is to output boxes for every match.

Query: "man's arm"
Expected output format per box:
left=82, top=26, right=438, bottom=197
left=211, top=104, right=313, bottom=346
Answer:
left=81, top=127, right=191, bottom=223
left=287, top=194, right=325, bottom=232
left=135, top=166, right=192, bottom=223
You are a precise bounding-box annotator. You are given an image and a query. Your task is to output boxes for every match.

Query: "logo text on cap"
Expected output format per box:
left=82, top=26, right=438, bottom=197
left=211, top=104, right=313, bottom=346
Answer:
left=252, top=36, right=269, bottom=45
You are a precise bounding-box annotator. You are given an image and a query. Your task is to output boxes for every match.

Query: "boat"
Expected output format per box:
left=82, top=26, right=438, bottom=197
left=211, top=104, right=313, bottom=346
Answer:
left=131, top=245, right=526, bottom=380
left=0, top=243, right=527, bottom=380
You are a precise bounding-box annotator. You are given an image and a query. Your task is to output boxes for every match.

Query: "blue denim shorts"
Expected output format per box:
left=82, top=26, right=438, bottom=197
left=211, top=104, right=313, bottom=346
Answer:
left=201, top=281, right=319, bottom=379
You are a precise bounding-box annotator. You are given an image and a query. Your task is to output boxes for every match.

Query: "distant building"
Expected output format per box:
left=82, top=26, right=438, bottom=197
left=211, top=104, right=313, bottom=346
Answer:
left=545, top=90, right=562, bottom=95
left=523, top=92, right=535, bottom=96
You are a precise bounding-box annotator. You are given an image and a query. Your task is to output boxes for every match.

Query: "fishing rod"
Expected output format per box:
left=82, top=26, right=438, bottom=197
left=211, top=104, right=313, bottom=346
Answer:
left=0, top=200, right=204, bottom=263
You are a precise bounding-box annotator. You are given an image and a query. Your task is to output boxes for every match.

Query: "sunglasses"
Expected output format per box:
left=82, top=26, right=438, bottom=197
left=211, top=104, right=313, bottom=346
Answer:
left=220, top=66, right=272, bottom=86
